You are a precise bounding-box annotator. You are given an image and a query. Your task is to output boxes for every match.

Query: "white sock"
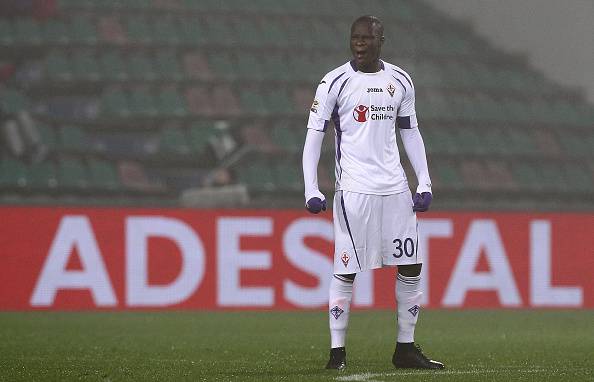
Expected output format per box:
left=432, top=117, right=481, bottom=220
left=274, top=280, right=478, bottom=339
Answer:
left=396, top=273, right=422, bottom=343
left=329, top=275, right=354, bottom=348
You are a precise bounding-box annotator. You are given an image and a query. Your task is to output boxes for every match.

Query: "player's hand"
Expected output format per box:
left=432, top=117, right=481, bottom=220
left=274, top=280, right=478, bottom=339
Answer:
left=305, top=197, right=327, bottom=214
left=413, top=192, right=432, bottom=212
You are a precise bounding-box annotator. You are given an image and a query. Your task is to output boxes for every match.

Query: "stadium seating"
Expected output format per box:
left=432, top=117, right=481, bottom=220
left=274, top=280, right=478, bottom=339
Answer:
left=0, top=0, right=592, bottom=209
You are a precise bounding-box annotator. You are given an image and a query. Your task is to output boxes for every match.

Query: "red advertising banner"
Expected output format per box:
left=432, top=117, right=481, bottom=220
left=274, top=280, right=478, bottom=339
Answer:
left=0, top=207, right=592, bottom=310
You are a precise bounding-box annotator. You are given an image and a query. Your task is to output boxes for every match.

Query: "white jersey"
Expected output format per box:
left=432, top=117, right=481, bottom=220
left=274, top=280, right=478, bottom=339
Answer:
left=307, top=60, right=417, bottom=195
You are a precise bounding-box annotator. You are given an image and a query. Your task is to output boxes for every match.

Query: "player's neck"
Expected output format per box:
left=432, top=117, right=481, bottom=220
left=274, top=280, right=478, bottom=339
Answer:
left=356, top=59, right=382, bottom=73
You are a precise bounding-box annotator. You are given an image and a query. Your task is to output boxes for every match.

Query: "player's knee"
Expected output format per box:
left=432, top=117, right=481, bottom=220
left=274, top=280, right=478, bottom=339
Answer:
left=398, top=264, right=422, bottom=277
left=334, top=273, right=356, bottom=282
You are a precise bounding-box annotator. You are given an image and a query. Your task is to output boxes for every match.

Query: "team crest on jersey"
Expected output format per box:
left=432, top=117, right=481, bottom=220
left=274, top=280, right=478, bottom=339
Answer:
left=310, top=99, right=319, bottom=113
left=341, top=251, right=350, bottom=267
left=408, top=305, right=420, bottom=317
left=330, top=305, right=344, bottom=319
left=387, top=83, right=396, bottom=97
left=353, top=105, right=369, bottom=122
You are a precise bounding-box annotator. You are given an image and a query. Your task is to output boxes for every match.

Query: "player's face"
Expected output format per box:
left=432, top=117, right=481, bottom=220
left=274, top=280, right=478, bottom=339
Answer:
left=350, top=22, right=383, bottom=72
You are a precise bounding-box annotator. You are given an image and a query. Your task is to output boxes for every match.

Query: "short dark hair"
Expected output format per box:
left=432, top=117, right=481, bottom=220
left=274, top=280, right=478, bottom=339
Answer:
left=351, top=15, right=384, bottom=37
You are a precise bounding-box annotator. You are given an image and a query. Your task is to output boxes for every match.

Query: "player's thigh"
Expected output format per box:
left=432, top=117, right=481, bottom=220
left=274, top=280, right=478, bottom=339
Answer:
left=381, top=191, right=420, bottom=265
left=333, top=191, right=380, bottom=273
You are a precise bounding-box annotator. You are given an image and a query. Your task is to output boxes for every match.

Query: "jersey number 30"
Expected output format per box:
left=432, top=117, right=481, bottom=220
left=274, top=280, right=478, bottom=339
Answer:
left=392, top=238, right=415, bottom=258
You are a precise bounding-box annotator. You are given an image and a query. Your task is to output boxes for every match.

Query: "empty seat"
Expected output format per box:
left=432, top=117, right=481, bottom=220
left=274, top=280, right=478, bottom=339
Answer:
left=154, top=51, right=183, bottom=80
left=14, top=19, right=42, bottom=45
left=127, top=53, right=157, bottom=81
left=72, top=51, right=101, bottom=81
left=158, top=88, right=187, bottom=116
left=45, top=51, right=72, bottom=81
left=188, top=122, right=216, bottom=155
left=88, top=158, right=120, bottom=190
left=70, top=17, right=97, bottom=44
left=59, top=157, right=89, bottom=190
left=100, top=51, right=128, bottom=81
left=159, top=126, right=190, bottom=156
left=0, top=158, right=27, bottom=188
left=43, top=19, right=70, bottom=44
left=59, top=125, right=88, bottom=151
left=128, top=88, right=158, bottom=116
left=27, top=161, right=58, bottom=190
left=101, top=89, right=130, bottom=117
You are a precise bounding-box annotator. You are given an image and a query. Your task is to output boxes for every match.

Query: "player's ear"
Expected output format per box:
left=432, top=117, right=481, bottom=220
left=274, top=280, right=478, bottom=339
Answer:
left=379, top=35, right=385, bottom=45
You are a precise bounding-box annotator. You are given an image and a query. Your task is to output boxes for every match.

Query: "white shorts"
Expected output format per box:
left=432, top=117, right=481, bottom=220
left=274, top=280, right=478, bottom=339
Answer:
left=333, top=190, right=421, bottom=274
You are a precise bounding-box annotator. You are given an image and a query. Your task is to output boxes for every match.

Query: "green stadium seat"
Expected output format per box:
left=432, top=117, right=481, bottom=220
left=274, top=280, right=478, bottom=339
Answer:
left=128, top=88, right=158, bottom=116
left=511, top=162, right=542, bottom=192
left=236, top=52, right=263, bottom=81
left=27, top=162, right=58, bottom=190
left=14, top=19, right=42, bottom=45
left=100, top=51, right=128, bottom=81
left=233, top=19, right=261, bottom=47
left=185, top=86, right=214, bottom=116
left=507, top=129, right=538, bottom=155
left=128, top=53, right=157, bottom=81
left=43, top=20, right=70, bottom=44
left=0, top=89, right=29, bottom=114
left=260, top=20, right=288, bottom=48
left=37, top=123, right=58, bottom=151
left=213, top=85, right=241, bottom=116
left=183, top=52, right=213, bottom=80
left=266, top=89, right=294, bottom=115
left=158, top=88, right=188, bottom=116
left=188, top=122, right=216, bottom=155
left=433, top=161, right=463, bottom=190
left=208, top=52, right=236, bottom=81
left=456, top=127, right=484, bottom=155
left=127, top=16, right=152, bottom=44
left=179, top=19, right=206, bottom=46
left=59, top=125, right=88, bottom=151
left=204, top=18, right=235, bottom=47
left=101, top=89, right=130, bottom=117
left=58, top=157, right=89, bottom=190
left=274, top=161, right=302, bottom=191
left=0, top=20, right=14, bottom=46
left=236, top=159, right=275, bottom=192
left=0, top=158, right=27, bottom=188
left=72, top=51, right=101, bottom=81
left=159, top=126, right=190, bottom=156
left=153, top=18, right=180, bottom=45
left=239, top=88, right=269, bottom=116
left=70, top=18, right=97, bottom=44
left=563, top=163, right=592, bottom=193
left=154, top=51, right=183, bottom=81
left=270, top=126, right=300, bottom=152
left=482, top=128, right=512, bottom=156
left=45, top=51, right=72, bottom=81
left=260, top=53, right=288, bottom=82
left=88, top=158, right=120, bottom=191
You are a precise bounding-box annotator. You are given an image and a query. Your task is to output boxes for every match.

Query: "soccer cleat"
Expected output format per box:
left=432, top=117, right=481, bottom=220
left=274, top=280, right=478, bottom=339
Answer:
left=325, top=347, right=347, bottom=370
left=392, top=343, right=444, bottom=369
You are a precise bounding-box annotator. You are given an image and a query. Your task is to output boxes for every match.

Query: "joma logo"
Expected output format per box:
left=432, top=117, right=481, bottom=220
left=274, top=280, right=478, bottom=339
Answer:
left=367, top=87, right=383, bottom=93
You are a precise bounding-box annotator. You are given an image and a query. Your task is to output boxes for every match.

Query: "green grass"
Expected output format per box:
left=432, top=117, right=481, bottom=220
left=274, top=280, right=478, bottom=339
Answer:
left=0, top=310, right=592, bottom=381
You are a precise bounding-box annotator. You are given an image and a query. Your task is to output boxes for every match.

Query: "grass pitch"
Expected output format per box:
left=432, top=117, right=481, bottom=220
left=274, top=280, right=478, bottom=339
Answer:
left=0, top=310, right=592, bottom=381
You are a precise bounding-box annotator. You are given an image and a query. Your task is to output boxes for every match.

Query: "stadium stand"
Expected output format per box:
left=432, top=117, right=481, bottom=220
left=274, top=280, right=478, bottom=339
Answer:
left=0, top=0, right=592, bottom=209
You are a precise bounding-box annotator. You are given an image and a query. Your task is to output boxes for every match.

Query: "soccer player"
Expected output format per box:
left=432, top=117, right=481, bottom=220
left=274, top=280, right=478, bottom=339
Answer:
left=302, top=15, right=444, bottom=371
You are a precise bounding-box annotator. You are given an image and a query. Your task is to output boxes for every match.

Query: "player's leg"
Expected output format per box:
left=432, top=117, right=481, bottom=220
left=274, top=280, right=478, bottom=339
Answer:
left=392, top=263, right=443, bottom=369
left=326, top=272, right=355, bottom=370
left=380, top=191, right=444, bottom=369
left=326, top=191, right=375, bottom=370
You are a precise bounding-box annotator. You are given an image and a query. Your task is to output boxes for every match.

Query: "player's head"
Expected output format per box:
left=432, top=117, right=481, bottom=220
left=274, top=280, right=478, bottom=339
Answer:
left=350, top=15, right=384, bottom=73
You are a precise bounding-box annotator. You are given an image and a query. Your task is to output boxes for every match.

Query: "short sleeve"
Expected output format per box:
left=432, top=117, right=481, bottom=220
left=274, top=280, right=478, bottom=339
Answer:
left=397, top=82, right=416, bottom=117
left=307, top=74, right=339, bottom=132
